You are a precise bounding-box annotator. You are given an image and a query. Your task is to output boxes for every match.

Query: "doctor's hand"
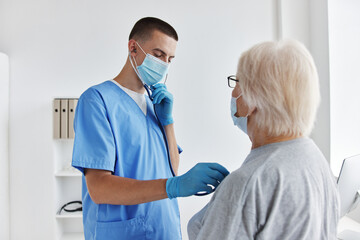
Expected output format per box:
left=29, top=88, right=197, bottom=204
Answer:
left=166, top=163, right=230, bottom=199
left=151, top=84, right=173, bottom=126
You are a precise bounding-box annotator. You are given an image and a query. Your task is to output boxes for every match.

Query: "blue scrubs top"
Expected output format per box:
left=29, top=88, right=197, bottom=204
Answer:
left=72, top=81, right=181, bottom=240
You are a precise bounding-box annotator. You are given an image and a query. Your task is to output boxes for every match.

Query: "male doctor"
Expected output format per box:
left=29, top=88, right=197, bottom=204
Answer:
left=72, top=17, right=229, bottom=240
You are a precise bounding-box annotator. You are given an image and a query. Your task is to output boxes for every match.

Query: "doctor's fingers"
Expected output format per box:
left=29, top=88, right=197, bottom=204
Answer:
left=150, top=83, right=167, bottom=91
left=200, top=175, right=221, bottom=189
left=152, top=91, right=166, bottom=104
left=151, top=88, right=166, bottom=100
left=207, top=163, right=230, bottom=177
left=153, top=91, right=172, bottom=104
left=151, top=85, right=170, bottom=98
left=204, top=169, right=228, bottom=183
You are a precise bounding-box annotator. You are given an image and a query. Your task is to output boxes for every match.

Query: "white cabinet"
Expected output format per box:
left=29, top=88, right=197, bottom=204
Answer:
left=53, top=100, right=84, bottom=240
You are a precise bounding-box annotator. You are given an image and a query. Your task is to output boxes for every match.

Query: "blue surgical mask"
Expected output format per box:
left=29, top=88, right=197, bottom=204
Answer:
left=231, top=95, right=248, bottom=134
left=129, top=42, right=170, bottom=86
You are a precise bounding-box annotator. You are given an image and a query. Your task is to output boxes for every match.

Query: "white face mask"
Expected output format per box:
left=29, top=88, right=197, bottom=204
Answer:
left=230, top=95, right=249, bottom=134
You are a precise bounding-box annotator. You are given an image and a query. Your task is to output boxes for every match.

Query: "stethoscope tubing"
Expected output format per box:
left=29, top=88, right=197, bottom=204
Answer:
left=144, top=84, right=176, bottom=177
left=144, top=84, right=212, bottom=197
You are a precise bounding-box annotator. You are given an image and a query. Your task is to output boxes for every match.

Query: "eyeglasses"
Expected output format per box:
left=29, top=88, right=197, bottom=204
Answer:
left=227, top=75, right=239, bottom=88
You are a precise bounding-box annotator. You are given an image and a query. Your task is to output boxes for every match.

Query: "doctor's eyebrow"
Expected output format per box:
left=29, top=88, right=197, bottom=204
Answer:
left=153, top=48, right=175, bottom=58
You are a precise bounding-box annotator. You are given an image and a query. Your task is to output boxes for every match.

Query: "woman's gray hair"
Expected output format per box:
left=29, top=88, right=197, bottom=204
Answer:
left=237, top=39, right=320, bottom=137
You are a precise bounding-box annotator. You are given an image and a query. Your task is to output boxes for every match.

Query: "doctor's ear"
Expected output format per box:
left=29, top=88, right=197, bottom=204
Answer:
left=129, top=47, right=137, bottom=57
left=128, top=40, right=138, bottom=56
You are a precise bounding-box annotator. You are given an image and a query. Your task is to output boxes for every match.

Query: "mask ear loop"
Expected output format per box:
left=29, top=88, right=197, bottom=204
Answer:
left=135, top=41, right=147, bottom=55
left=128, top=51, right=154, bottom=100
left=129, top=41, right=147, bottom=80
left=128, top=52, right=144, bottom=83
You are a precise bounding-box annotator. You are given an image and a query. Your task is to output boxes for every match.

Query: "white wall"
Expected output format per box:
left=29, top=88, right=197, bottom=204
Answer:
left=279, top=0, right=331, bottom=162
left=328, top=0, right=360, bottom=175
left=0, top=53, right=10, bottom=240
left=328, top=0, right=360, bottom=222
left=0, top=0, right=333, bottom=239
left=308, top=0, right=332, bottom=165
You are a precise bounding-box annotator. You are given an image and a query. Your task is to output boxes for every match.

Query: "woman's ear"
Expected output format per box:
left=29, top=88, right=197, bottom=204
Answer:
left=249, top=106, right=257, bottom=116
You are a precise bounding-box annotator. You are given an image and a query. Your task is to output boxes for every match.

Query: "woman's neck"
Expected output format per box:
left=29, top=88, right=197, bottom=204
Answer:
left=250, top=134, right=300, bottom=149
left=246, top=113, right=302, bottom=149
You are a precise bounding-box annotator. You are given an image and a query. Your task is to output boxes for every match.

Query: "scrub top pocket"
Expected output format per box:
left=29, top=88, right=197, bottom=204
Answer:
left=95, top=217, right=146, bottom=240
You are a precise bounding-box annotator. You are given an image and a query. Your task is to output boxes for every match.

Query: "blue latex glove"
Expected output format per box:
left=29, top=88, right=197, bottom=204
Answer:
left=166, top=163, right=230, bottom=199
left=151, top=84, right=173, bottom=126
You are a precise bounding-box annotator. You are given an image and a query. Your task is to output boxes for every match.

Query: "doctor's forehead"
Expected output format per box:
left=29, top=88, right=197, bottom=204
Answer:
left=146, top=30, right=177, bottom=56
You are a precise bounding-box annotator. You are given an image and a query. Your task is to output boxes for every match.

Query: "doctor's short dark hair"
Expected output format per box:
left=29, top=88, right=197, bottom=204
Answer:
left=129, top=17, right=178, bottom=42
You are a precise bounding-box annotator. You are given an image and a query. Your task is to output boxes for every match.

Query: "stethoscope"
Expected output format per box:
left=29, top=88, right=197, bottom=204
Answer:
left=143, top=83, right=212, bottom=196
left=57, top=201, right=82, bottom=215
left=130, top=50, right=212, bottom=196
left=143, top=83, right=176, bottom=178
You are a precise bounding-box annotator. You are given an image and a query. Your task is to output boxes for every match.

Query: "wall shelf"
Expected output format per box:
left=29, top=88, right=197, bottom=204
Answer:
left=53, top=124, right=83, bottom=239
left=55, top=169, right=81, bottom=177
left=56, top=212, right=83, bottom=219
left=60, top=232, right=85, bottom=240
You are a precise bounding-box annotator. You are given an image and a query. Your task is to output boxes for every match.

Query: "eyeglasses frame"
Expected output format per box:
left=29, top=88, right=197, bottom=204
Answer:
left=227, top=75, right=239, bottom=88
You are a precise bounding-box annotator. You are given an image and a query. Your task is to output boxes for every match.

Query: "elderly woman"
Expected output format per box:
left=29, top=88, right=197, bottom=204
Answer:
left=188, top=40, right=339, bottom=240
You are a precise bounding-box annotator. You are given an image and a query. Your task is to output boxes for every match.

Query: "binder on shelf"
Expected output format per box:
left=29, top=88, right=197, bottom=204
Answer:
left=53, top=99, right=61, bottom=139
left=60, top=99, right=68, bottom=139
left=68, top=99, right=78, bottom=139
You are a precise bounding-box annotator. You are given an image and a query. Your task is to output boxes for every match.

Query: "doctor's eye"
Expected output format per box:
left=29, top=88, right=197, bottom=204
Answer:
left=153, top=53, right=162, bottom=58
